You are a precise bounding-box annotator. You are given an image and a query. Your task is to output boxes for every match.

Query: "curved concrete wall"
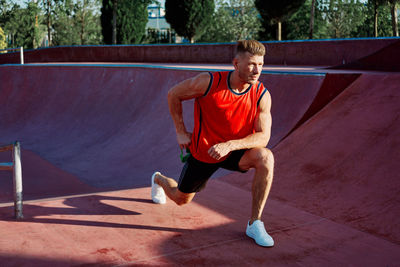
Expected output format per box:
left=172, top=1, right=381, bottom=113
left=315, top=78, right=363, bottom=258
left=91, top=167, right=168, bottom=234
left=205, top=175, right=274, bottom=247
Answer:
left=1, top=38, right=399, bottom=67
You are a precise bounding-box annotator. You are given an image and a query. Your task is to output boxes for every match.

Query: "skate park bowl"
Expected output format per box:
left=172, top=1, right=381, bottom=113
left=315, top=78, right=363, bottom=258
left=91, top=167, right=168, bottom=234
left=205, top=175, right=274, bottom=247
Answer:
left=0, top=38, right=399, bottom=266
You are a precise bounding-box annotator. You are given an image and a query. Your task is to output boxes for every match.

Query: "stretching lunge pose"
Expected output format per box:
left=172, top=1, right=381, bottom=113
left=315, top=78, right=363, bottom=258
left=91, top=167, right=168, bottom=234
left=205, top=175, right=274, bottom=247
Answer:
left=151, top=40, right=274, bottom=247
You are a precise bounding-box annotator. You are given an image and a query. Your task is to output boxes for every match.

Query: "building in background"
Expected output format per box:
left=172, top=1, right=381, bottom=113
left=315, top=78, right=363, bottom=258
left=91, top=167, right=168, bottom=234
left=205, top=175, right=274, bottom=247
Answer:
left=146, top=1, right=182, bottom=43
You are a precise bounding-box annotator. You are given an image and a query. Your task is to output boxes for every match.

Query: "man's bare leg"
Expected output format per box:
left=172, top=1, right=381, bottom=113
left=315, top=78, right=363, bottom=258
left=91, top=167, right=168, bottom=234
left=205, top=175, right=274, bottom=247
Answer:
left=250, top=150, right=274, bottom=224
left=239, top=147, right=275, bottom=247
left=239, top=147, right=274, bottom=223
left=154, top=173, right=195, bottom=206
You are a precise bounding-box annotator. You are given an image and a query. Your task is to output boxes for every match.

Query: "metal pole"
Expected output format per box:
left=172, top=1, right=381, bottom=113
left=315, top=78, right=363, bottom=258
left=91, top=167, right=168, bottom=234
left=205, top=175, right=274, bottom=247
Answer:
left=20, top=47, right=24, bottom=65
left=12, top=141, right=23, bottom=220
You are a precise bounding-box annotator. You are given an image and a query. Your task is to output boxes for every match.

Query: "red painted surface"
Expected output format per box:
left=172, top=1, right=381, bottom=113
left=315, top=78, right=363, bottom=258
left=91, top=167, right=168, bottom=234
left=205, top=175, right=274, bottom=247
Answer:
left=0, top=148, right=96, bottom=202
left=0, top=65, right=329, bottom=190
left=0, top=180, right=399, bottom=266
left=222, top=73, right=400, bottom=245
left=284, top=73, right=360, bottom=138
left=0, top=66, right=198, bottom=190
left=0, top=61, right=399, bottom=265
left=1, top=38, right=399, bottom=67
left=333, top=39, right=400, bottom=71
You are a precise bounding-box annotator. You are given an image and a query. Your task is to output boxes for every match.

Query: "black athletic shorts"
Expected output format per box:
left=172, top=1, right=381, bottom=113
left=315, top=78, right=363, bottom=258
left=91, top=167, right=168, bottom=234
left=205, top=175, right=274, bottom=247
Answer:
left=178, top=149, right=248, bottom=193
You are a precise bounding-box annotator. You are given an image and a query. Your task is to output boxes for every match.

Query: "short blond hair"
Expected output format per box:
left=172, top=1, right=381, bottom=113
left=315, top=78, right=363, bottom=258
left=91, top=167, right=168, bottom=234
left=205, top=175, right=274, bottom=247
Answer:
left=236, top=40, right=266, bottom=57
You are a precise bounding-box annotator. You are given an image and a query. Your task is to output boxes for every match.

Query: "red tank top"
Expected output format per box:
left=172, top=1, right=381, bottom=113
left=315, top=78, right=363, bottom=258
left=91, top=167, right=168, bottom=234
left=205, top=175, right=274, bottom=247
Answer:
left=189, top=71, right=267, bottom=163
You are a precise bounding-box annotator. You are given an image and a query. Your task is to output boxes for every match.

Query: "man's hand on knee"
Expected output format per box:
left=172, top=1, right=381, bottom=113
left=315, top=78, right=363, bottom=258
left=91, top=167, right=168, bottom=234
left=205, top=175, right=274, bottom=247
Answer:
left=208, top=142, right=232, bottom=160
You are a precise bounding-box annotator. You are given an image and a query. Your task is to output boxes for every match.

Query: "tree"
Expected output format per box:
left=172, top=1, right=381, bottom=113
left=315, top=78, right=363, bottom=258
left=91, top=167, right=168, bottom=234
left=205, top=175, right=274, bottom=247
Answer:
left=52, top=0, right=78, bottom=45
left=353, top=0, right=392, bottom=37
left=74, top=0, right=102, bottom=45
left=371, top=0, right=387, bottom=37
left=101, top=0, right=114, bottom=44
left=286, top=0, right=327, bottom=40
left=165, top=0, right=215, bottom=43
left=101, top=0, right=118, bottom=44
left=111, top=0, right=117, bottom=44
left=3, top=2, right=42, bottom=49
left=52, top=0, right=102, bottom=46
left=101, top=0, right=150, bottom=44
left=199, top=0, right=262, bottom=43
left=42, top=0, right=52, bottom=46
left=322, top=0, right=365, bottom=38
left=117, top=0, right=151, bottom=44
left=0, top=0, right=11, bottom=24
left=309, top=0, right=317, bottom=38
left=255, top=0, right=306, bottom=40
left=0, top=0, right=11, bottom=47
left=388, top=0, right=399, bottom=36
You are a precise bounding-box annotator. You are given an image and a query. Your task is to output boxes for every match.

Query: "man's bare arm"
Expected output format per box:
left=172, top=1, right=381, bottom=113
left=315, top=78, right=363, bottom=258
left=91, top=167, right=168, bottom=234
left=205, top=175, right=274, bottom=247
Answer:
left=208, top=91, right=272, bottom=160
left=167, top=72, right=211, bottom=149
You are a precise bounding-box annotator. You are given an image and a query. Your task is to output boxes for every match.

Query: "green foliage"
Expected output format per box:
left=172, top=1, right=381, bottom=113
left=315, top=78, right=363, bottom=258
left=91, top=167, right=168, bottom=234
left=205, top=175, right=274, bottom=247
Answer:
left=0, top=0, right=12, bottom=25
left=199, top=0, right=262, bottom=43
left=3, top=2, right=42, bottom=49
left=100, top=0, right=113, bottom=44
left=0, top=0, right=102, bottom=48
left=255, top=0, right=307, bottom=22
left=0, top=0, right=397, bottom=47
left=388, top=0, right=399, bottom=36
left=52, top=0, right=80, bottom=45
left=117, top=0, right=151, bottom=44
left=255, top=0, right=306, bottom=40
left=52, top=0, right=102, bottom=46
left=101, top=0, right=151, bottom=44
left=321, top=0, right=365, bottom=38
left=370, top=0, right=396, bottom=36
left=285, top=0, right=327, bottom=40
left=273, top=0, right=396, bottom=40
left=74, top=0, right=102, bottom=45
left=375, top=1, right=394, bottom=36
left=165, top=0, right=215, bottom=43
left=323, top=0, right=396, bottom=38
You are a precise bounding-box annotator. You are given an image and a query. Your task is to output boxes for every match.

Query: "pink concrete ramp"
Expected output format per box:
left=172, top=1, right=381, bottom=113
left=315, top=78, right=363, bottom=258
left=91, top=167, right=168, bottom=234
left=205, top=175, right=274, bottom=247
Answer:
left=332, top=39, right=400, bottom=71
left=1, top=63, right=399, bottom=265
left=0, top=65, right=335, bottom=194
left=0, top=148, right=96, bottom=202
left=1, top=38, right=398, bottom=66
left=222, top=73, right=400, bottom=246
left=267, top=73, right=360, bottom=143
left=1, top=180, right=399, bottom=266
left=0, top=66, right=200, bottom=192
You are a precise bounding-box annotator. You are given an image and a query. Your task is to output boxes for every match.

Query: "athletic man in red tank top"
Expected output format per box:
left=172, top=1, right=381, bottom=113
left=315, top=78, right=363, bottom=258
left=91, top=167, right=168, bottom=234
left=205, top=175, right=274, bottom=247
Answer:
left=151, top=40, right=274, bottom=247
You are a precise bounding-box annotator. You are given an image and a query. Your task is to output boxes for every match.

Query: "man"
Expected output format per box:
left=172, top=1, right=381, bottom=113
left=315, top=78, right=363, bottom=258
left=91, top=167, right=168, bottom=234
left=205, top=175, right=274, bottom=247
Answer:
left=151, top=40, right=274, bottom=247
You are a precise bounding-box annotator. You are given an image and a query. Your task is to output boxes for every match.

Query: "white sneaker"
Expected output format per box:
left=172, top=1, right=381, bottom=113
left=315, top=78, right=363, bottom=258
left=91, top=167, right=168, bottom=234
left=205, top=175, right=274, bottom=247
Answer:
left=246, top=220, right=274, bottom=247
left=151, top=172, right=166, bottom=204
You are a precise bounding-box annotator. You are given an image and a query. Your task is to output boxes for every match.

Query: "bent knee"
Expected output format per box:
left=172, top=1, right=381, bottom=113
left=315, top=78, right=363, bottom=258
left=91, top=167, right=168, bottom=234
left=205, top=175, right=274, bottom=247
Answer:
left=251, top=148, right=274, bottom=168
left=175, top=191, right=195, bottom=206
left=175, top=197, right=191, bottom=206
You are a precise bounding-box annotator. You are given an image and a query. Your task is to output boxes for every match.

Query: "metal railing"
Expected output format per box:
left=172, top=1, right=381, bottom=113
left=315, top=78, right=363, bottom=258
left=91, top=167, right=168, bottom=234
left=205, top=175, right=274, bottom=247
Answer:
left=0, top=47, right=24, bottom=64
left=0, top=141, right=23, bottom=219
